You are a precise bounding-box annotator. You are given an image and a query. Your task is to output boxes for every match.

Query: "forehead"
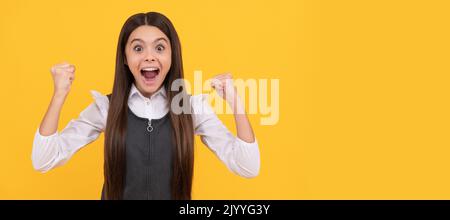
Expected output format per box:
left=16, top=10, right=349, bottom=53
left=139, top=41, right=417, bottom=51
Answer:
left=127, top=25, right=169, bottom=44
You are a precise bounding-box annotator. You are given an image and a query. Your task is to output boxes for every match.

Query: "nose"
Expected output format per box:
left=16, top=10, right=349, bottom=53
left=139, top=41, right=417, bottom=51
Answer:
left=144, top=50, right=157, bottom=62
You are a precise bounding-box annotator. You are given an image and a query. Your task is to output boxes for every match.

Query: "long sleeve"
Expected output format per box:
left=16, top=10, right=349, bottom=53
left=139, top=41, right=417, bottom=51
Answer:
left=31, top=91, right=109, bottom=173
left=191, top=94, right=260, bottom=178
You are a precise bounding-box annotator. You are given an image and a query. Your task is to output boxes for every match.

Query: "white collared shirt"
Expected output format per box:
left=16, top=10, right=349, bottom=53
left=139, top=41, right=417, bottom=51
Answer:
left=32, top=84, right=260, bottom=178
left=128, top=83, right=169, bottom=120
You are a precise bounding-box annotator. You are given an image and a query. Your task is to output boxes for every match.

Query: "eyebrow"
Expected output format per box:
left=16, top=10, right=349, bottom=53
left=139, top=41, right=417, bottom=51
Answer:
left=130, top=37, right=169, bottom=45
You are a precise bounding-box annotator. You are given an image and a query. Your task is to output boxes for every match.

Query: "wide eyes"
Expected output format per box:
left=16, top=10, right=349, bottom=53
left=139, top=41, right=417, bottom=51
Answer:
left=133, top=45, right=143, bottom=52
left=132, top=44, right=166, bottom=53
left=156, top=44, right=165, bottom=52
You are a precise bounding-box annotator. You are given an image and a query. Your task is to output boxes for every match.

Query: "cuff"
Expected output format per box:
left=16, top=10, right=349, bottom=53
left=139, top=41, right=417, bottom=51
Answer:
left=36, top=128, right=58, bottom=140
left=236, top=137, right=259, bottom=148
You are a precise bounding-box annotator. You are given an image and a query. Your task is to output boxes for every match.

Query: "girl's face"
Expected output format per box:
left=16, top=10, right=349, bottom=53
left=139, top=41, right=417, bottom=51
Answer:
left=125, top=25, right=172, bottom=97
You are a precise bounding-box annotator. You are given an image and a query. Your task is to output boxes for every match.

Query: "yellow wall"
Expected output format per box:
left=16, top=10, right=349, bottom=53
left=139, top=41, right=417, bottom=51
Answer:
left=0, top=0, right=449, bottom=199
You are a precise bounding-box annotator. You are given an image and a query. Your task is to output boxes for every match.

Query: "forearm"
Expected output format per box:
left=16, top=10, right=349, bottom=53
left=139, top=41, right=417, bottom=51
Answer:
left=228, top=95, right=255, bottom=143
left=39, top=92, right=68, bottom=136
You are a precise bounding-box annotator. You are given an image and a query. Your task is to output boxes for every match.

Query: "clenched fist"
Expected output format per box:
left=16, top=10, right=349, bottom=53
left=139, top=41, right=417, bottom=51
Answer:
left=50, top=62, right=75, bottom=96
left=211, top=73, right=237, bottom=105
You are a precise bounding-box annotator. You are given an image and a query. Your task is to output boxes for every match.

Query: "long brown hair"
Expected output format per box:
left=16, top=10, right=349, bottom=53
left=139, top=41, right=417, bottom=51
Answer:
left=104, top=12, right=194, bottom=200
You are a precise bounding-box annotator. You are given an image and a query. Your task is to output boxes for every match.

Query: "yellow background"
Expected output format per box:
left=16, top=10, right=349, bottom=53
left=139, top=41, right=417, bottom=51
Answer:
left=1, top=0, right=449, bottom=199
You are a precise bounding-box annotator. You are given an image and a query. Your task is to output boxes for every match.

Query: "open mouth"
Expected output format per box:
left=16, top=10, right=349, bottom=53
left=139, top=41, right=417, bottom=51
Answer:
left=140, top=67, right=160, bottom=81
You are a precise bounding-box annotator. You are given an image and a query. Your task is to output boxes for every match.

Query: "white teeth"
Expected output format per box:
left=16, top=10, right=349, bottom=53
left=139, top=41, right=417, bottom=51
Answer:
left=142, top=67, right=159, bottom=71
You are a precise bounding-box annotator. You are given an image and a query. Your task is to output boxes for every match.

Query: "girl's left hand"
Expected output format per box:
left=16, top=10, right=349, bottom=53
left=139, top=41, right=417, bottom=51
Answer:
left=211, top=73, right=237, bottom=105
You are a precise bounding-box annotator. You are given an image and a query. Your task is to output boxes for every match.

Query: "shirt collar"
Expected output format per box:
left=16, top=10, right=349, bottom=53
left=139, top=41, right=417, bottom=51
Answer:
left=129, top=83, right=167, bottom=101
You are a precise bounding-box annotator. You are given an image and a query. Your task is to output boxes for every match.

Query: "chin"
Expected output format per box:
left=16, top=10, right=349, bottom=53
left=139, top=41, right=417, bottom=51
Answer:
left=138, top=83, right=161, bottom=96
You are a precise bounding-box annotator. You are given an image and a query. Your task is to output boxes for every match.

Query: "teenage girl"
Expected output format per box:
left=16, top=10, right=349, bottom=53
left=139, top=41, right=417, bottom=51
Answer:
left=32, top=12, right=260, bottom=200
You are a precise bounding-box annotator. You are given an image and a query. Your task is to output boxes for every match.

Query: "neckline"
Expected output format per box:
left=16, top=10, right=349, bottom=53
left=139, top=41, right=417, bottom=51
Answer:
left=127, top=106, right=170, bottom=123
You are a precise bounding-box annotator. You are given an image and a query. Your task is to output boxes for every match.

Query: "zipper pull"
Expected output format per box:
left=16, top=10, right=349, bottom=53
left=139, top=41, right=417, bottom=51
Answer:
left=147, top=120, right=153, bottom=132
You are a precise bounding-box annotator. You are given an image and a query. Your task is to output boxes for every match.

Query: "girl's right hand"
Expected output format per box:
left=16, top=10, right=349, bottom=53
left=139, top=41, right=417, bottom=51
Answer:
left=50, top=62, right=76, bottom=97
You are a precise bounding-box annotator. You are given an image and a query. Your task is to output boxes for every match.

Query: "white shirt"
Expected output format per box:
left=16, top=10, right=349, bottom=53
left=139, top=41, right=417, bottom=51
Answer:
left=32, top=84, right=260, bottom=178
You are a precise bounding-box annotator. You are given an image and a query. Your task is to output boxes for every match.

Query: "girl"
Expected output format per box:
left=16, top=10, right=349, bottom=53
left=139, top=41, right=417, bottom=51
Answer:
left=32, top=12, right=260, bottom=200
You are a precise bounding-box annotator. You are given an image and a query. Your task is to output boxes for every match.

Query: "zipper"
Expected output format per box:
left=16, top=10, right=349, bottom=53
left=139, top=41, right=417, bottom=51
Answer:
left=147, top=120, right=153, bottom=132
left=147, top=119, right=153, bottom=199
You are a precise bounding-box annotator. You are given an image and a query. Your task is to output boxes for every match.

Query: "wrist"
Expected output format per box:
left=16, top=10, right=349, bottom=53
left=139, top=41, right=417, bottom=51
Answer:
left=228, top=94, right=245, bottom=115
left=52, top=90, right=68, bottom=100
